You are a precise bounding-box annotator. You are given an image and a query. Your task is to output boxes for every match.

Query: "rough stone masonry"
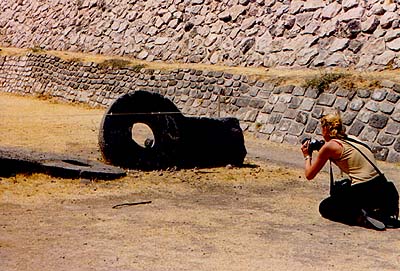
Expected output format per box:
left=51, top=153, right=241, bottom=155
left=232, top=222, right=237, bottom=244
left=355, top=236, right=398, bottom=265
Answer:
left=0, top=53, right=399, bottom=162
left=0, top=0, right=399, bottom=70
left=0, top=0, right=399, bottom=162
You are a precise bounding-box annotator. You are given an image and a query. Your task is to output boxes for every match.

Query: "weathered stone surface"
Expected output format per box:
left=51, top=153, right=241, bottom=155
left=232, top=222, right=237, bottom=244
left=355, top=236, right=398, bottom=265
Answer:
left=361, top=38, right=386, bottom=56
left=394, top=137, right=400, bottom=152
left=330, top=38, right=350, bottom=52
left=342, top=0, right=359, bottom=11
left=305, top=119, right=319, bottom=133
left=348, top=120, right=365, bottom=136
left=288, top=122, right=304, bottom=136
left=342, top=111, right=358, bottom=125
left=387, top=37, right=400, bottom=51
left=379, top=102, right=395, bottom=114
left=303, top=0, right=325, bottom=12
left=349, top=99, right=364, bottom=111
left=386, top=92, right=400, bottom=103
left=374, top=51, right=396, bottom=66
left=360, top=127, right=379, bottom=142
left=377, top=134, right=395, bottom=146
left=325, top=53, right=347, bottom=67
left=372, top=145, right=389, bottom=161
left=380, top=11, right=399, bottom=28
left=361, top=16, right=380, bottom=33
left=387, top=150, right=400, bottom=163
left=365, top=101, right=380, bottom=112
left=6, top=0, right=399, bottom=70
left=317, top=93, right=336, bottom=106
left=384, top=30, right=400, bottom=42
left=371, top=88, right=388, bottom=101
left=2, top=2, right=400, bottom=162
left=369, top=114, right=389, bottom=129
left=339, top=7, right=364, bottom=22
left=385, top=122, right=400, bottom=135
left=321, top=2, right=341, bottom=19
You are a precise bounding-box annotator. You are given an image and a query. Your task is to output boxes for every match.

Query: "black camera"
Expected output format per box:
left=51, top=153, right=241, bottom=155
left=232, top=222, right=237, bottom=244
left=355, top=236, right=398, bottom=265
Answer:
left=301, top=137, right=325, bottom=154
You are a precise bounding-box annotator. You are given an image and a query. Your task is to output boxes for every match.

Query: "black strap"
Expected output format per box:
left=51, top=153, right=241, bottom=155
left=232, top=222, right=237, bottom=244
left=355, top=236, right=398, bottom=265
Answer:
left=329, top=160, right=334, bottom=195
left=329, top=137, right=383, bottom=195
left=342, top=138, right=384, bottom=177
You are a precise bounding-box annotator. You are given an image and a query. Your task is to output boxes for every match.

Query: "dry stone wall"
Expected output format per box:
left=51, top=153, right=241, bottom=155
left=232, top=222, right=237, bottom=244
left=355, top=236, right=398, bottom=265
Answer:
left=0, top=0, right=400, bottom=70
left=0, top=53, right=399, bottom=162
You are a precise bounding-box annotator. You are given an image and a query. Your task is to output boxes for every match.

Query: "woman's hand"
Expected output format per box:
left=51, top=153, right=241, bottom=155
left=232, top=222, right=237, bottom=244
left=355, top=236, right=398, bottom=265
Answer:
left=301, top=140, right=310, bottom=158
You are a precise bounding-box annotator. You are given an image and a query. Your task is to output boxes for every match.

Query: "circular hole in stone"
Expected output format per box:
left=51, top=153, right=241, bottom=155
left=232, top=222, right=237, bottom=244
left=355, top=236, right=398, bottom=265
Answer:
left=131, top=123, right=155, bottom=149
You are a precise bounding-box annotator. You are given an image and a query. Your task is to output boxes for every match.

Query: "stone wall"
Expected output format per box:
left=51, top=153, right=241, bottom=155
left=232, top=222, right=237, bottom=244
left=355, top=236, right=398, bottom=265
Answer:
left=0, top=53, right=399, bottom=162
left=0, top=0, right=400, bottom=70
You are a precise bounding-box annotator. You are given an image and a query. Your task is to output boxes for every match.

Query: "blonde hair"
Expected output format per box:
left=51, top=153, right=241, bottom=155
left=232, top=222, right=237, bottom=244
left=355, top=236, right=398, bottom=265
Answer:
left=320, top=112, right=347, bottom=139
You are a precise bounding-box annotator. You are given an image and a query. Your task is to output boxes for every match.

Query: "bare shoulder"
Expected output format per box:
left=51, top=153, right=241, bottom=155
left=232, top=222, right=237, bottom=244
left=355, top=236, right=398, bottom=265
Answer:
left=321, top=139, right=343, bottom=159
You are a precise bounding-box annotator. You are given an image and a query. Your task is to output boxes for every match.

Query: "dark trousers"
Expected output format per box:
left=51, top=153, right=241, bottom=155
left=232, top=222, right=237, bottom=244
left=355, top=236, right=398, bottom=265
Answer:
left=319, top=176, right=399, bottom=225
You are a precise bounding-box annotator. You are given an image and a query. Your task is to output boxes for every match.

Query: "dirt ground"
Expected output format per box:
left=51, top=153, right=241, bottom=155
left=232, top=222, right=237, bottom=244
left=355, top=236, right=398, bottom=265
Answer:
left=0, top=92, right=399, bottom=271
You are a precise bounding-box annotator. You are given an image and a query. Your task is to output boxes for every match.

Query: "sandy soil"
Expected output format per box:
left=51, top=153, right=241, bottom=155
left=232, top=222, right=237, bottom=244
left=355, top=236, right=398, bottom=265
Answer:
left=0, top=92, right=399, bottom=271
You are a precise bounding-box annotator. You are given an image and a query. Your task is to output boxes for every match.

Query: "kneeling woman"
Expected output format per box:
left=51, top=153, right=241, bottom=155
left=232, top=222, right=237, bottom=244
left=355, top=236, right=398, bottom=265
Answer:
left=301, top=112, right=399, bottom=230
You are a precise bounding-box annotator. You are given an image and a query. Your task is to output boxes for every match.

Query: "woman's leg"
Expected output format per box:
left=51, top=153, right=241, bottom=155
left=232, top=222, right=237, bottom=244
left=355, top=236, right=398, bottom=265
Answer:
left=319, top=193, right=360, bottom=225
left=319, top=177, right=398, bottom=228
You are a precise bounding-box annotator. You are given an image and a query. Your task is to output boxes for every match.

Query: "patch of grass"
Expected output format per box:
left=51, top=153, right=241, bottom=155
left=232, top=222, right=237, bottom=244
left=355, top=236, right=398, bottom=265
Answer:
left=99, top=58, right=131, bottom=69
left=131, top=64, right=146, bottom=72
left=98, top=58, right=146, bottom=72
left=303, top=72, right=347, bottom=93
left=68, top=57, right=83, bottom=63
left=29, top=46, right=44, bottom=53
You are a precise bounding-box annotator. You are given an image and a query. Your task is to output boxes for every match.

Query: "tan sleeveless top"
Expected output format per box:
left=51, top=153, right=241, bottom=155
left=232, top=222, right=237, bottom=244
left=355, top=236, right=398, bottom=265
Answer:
left=331, top=137, right=380, bottom=183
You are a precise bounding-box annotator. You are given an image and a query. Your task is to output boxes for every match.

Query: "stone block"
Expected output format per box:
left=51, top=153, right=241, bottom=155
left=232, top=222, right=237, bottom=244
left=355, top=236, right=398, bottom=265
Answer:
left=268, top=94, right=279, bottom=104
left=371, top=88, right=388, bottom=101
left=244, top=109, right=259, bottom=122
left=372, top=146, right=389, bottom=161
left=272, top=103, right=287, bottom=113
left=360, top=127, right=379, bottom=142
left=317, top=93, right=336, bottom=106
left=349, top=99, right=364, bottom=111
left=387, top=150, right=400, bottom=163
left=248, top=98, right=265, bottom=109
left=394, top=137, right=400, bottom=152
left=342, top=111, right=357, bottom=125
left=288, top=122, right=305, bottom=136
left=268, top=113, right=282, bottom=124
left=270, top=131, right=285, bottom=143
left=386, top=92, right=400, bottom=103
left=334, top=97, right=348, bottom=111
left=259, top=124, right=275, bottom=135
left=288, top=96, right=303, bottom=109
left=305, top=118, right=319, bottom=133
left=348, top=120, right=365, bottom=136
left=261, top=104, right=274, bottom=114
left=336, top=88, right=350, bottom=97
left=295, top=111, right=309, bottom=125
left=365, top=101, right=379, bottom=112
left=283, top=109, right=298, bottom=119
left=235, top=97, right=251, bottom=107
left=248, top=86, right=260, bottom=97
left=369, top=114, right=389, bottom=129
left=377, top=134, right=395, bottom=146
left=278, top=119, right=292, bottom=132
left=356, top=89, right=370, bottom=98
left=292, top=86, right=306, bottom=96
left=385, top=122, right=400, bottom=135
left=380, top=102, right=395, bottom=114
left=284, top=134, right=299, bottom=145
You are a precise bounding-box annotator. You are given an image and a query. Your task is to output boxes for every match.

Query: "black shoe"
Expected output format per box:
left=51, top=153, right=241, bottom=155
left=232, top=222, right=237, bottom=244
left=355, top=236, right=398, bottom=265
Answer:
left=360, top=209, right=386, bottom=231
left=384, top=217, right=400, bottom=229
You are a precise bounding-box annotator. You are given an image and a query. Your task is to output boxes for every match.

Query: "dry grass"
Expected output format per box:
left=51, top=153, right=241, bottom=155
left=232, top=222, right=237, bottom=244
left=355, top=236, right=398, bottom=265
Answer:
left=1, top=46, right=399, bottom=87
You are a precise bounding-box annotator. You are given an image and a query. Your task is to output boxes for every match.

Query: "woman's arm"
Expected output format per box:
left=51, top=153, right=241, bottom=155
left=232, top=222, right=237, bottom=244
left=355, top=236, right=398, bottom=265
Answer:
left=301, top=140, right=342, bottom=180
